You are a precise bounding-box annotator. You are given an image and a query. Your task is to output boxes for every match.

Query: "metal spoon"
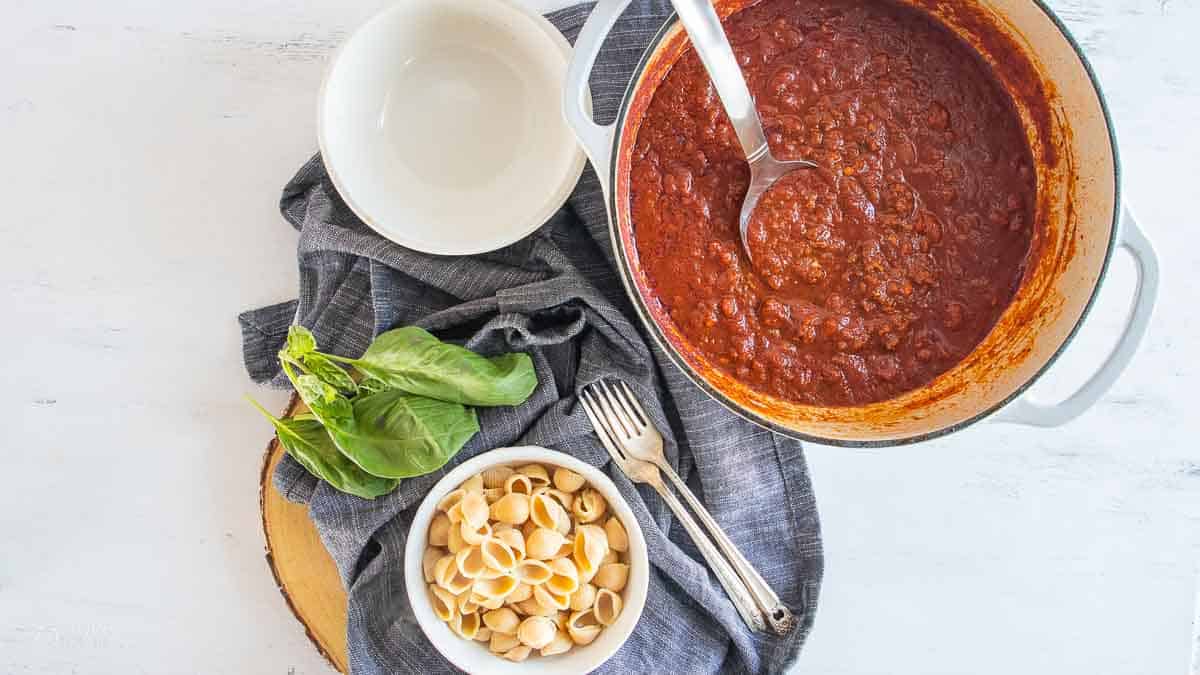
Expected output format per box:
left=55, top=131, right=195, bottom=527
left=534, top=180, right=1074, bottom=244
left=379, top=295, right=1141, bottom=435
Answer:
left=669, top=0, right=817, bottom=262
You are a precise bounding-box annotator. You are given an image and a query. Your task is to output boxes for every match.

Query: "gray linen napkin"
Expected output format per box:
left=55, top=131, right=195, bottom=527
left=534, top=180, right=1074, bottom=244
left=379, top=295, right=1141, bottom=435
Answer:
left=239, top=2, right=823, bottom=672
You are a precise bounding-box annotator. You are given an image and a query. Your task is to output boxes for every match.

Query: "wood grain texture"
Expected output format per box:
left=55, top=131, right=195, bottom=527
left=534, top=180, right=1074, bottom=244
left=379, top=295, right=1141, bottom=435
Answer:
left=260, top=397, right=348, bottom=674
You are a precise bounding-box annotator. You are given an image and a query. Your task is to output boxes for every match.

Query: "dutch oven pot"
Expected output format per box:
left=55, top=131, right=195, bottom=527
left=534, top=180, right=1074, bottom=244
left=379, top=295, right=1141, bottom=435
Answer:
left=563, top=0, right=1159, bottom=445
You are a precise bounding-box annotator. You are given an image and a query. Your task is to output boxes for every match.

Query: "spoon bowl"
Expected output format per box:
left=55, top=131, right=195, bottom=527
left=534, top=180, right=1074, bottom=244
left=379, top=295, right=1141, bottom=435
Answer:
left=669, top=0, right=817, bottom=262
left=739, top=152, right=818, bottom=262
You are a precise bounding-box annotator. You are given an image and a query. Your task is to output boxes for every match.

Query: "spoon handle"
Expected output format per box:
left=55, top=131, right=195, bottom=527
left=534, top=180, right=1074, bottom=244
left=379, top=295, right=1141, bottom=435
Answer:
left=669, top=0, right=769, bottom=161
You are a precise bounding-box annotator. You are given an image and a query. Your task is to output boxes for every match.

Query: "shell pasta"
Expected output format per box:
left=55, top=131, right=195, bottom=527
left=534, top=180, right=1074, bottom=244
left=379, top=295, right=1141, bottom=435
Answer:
left=424, top=462, right=631, bottom=661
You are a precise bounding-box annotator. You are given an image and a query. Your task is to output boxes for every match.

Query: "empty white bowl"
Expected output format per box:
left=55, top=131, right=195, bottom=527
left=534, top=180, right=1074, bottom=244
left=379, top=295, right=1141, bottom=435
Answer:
left=319, top=0, right=586, bottom=255
left=405, top=446, right=649, bottom=674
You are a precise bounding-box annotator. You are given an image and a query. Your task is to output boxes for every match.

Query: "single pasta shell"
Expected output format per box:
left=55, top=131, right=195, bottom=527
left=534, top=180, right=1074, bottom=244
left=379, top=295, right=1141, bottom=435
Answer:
left=526, top=528, right=567, bottom=560
left=569, top=583, right=597, bottom=611
left=473, top=574, right=518, bottom=600
left=456, top=592, right=478, bottom=616
left=422, top=547, right=443, bottom=584
left=594, top=588, right=623, bottom=626
left=540, top=629, right=573, bottom=656
left=514, top=559, right=553, bottom=585
left=517, top=464, right=551, bottom=488
left=489, top=631, right=521, bottom=653
left=455, top=546, right=488, bottom=579
left=517, top=616, right=557, bottom=649
left=553, top=467, right=585, bottom=493
left=461, top=473, right=484, bottom=493
left=482, top=465, right=515, bottom=489
left=553, top=509, right=572, bottom=536
left=507, top=583, right=533, bottom=603
left=533, top=583, right=570, bottom=611
left=429, top=584, right=457, bottom=622
left=493, top=528, right=525, bottom=562
left=447, top=521, right=467, bottom=553
left=537, top=482, right=573, bottom=509
left=517, top=597, right=558, bottom=617
left=573, top=525, right=610, bottom=579
left=480, top=538, right=517, bottom=572
left=603, top=517, right=629, bottom=553
left=567, top=609, right=602, bottom=645
left=593, top=563, right=630, bottom=593
left=501, top=645, right=532, bottom=663
left=572, top=488, right=607, bottom=524
left=428, top=513, right=451, bottom=547
left=450, top=611, right=480, bottom=640
left=437, top=488, right=466, bottom=513
left=482, top=607, right=520, bottom=634
left=490, top=493, right=530, bottom=525
left=460, top=491, right=489, bottom=530
left=546, top=557, right=580, bottom=596
left=433, top=555, right=458, bottom=589
left=505, top=473, right=533, bottom=495
left=435, top=559, right=473, bottom=595
left=460, top=520, right=491, bottom=547
left=530, top=494, right=569, bottom=532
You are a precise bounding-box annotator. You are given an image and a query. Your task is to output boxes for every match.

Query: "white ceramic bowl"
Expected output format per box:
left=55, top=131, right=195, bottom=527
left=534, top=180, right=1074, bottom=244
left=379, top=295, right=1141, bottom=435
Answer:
left=405, top=446, right=649, bottom=674
left=319, top=0, right=586, bottom=255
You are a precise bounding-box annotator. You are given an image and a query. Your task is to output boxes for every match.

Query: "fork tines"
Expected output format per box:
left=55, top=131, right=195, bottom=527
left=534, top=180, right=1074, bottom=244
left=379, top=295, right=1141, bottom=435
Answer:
left=585, top=380, right=651, bottom=440
left=578, top=386, right=629, bottom=463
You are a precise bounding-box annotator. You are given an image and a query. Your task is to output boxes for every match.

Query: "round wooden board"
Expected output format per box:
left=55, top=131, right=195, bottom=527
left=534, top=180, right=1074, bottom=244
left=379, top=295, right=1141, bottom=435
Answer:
left=260, top=395, right=349, bottom=673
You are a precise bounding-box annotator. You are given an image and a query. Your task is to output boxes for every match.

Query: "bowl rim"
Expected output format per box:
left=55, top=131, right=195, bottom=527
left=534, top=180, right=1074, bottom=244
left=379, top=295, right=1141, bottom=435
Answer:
left=316, top=0, right=587, bottom=256
left=404, top=445, right=649, bottom=674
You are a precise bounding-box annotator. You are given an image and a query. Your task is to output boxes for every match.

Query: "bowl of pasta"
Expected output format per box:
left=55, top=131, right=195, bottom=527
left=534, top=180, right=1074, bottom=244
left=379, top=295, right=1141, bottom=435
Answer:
left=404, top=446, right=649, bottom=673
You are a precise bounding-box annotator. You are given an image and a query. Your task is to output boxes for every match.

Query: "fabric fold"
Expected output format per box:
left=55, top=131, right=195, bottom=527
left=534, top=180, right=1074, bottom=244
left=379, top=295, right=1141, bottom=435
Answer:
left=239, top=2, right=822, bottom=672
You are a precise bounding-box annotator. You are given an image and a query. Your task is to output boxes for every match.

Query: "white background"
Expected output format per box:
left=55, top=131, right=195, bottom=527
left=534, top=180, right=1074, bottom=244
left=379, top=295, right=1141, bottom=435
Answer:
left=1, top=0, right=1197, bottom=673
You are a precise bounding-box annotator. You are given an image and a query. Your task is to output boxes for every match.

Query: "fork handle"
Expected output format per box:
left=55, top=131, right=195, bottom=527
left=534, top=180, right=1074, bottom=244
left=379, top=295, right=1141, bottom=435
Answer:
left=658, top=462, right=796, bottom=635
left=648, top=477, right=767, bottom=632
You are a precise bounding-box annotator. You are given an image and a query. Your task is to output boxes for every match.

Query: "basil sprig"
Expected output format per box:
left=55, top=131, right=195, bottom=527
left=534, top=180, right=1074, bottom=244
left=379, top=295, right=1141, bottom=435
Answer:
left=248, top=326, right=536, bottom=498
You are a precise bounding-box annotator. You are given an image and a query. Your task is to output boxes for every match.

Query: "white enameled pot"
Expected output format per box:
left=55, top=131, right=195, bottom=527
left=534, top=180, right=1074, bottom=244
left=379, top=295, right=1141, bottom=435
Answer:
left=562, top=0, right=1159, bottom=445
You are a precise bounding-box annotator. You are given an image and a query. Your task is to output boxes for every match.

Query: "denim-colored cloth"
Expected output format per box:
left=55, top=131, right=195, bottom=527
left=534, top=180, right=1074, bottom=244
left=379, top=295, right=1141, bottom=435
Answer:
left=239, top=3, right=823, bottom=672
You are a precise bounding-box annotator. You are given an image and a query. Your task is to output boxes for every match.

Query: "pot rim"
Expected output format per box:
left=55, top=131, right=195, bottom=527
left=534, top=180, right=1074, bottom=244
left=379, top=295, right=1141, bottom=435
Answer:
left=604, top=0, right=1122, bottom=447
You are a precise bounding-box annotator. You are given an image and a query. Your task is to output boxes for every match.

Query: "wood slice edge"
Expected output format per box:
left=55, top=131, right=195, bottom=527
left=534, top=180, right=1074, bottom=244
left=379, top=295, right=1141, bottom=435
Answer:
left=259, top=394, right=349, bottom=673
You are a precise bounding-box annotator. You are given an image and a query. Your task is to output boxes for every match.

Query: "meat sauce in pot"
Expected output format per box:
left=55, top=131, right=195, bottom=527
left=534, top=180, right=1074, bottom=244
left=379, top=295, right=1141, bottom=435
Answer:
left=630, top=0, right=1036, bottom=406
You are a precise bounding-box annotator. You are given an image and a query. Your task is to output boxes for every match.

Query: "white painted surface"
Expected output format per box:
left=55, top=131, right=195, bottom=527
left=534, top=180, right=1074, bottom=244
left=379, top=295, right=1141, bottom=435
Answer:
left=0, top=0, right=1195, bottom=673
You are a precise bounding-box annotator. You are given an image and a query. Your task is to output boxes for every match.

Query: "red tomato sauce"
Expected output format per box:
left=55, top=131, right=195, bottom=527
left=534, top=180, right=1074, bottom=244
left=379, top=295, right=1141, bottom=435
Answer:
left=630, top=0, right=1036, bottom=406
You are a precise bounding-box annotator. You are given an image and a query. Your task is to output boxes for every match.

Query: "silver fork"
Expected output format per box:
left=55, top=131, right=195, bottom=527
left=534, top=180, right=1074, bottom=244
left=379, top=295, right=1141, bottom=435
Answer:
left=589, top=380, right=797, bottom=635
left=578, top=388, right=767, bottom=633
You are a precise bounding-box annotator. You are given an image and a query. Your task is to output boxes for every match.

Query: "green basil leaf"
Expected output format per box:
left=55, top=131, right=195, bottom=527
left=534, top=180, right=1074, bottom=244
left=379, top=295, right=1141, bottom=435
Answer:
left=329, top=326, right=537, bottom=406
left=324, top=388, right=479, bottom=479
left=300, top=352, right=358, bottom=396
left=297, top=375, right=353, bottom=421
left=246, top=397, right=398, bottom=499
left=278, top=335, right=358, bottom=397
left=358, top=377, right=389, bottom=395
left=282, top=361, right=352, bottom=421
left=286, top=325, right=317, bottom=358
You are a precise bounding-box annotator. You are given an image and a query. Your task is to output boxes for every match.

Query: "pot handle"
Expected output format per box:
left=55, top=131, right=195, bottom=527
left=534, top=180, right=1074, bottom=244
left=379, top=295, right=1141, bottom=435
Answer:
left=563, top=0, right=634, bottom=197
left=995, top=205, right=1159, bottom=427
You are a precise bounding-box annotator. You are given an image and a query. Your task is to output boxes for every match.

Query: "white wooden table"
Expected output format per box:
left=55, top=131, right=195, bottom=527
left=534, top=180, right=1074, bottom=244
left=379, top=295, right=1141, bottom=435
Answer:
left=2, top=1, right=1196, bottom=673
